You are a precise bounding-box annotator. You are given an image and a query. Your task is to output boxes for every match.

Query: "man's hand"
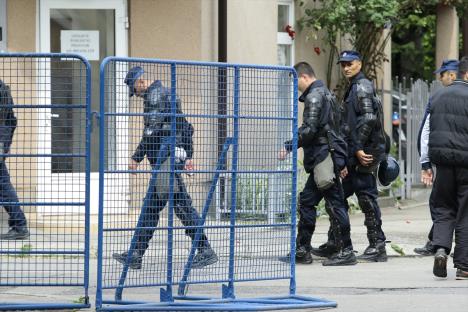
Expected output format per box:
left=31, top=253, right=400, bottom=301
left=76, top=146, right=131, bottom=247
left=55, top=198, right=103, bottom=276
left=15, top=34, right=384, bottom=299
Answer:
left=340, top=167, right=348, bottom=179
left=184, top=158, right=194, bottom=176
left=421, top=169, right=433, bottom=186
left=278, top=148, right=289, bottom=161
left=356, top=150, right=373, bottom=166
left=129, top=159, right=139, bottom=175
left=184, top=158, right=194, bottom=171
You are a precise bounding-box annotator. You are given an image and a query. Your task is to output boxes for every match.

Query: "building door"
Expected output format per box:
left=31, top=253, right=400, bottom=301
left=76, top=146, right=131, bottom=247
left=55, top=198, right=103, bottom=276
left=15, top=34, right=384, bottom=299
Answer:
left=38, top=0, right=128, bottom=215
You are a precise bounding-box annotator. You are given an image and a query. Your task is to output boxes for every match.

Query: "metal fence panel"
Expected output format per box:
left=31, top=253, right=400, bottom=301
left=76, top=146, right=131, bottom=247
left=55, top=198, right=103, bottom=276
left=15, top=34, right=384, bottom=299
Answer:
left=397, top=78, right=442, bottom=199
left=0, top=53, right=91, bottom=310
left=96, top=57, right=336, bottom=311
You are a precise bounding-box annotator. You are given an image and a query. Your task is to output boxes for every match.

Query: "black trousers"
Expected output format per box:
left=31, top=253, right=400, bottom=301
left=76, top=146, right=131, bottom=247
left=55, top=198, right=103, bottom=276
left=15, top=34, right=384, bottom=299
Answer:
left=432, top=165, right=468, bottom=270
left=297, top=174, right=352, bottom=251
left=134, top=172, right=209, bottom=257
left=342, top=167, right=386, bottom=243
left=1, top=161, right=27, bottom=229
left=428, top=188, right=435, bottom=241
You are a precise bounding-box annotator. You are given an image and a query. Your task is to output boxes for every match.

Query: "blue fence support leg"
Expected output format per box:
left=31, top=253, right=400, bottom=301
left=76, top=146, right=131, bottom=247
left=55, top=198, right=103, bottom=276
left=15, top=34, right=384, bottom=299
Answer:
left=177, top=138, right=233, bottom=296
left=224, top=66, right=240, bottom=299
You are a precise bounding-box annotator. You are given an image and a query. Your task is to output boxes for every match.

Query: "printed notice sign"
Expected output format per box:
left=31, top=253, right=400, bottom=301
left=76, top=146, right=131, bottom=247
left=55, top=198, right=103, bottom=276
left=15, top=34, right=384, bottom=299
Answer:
left=61, top=30, right=99, bottom=61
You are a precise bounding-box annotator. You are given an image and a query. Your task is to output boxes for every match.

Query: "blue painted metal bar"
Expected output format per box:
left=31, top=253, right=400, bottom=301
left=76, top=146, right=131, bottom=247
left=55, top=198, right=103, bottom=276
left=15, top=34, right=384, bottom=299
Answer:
left=100, top=56, right=294, bottom=72
left=0, top=303, right=90, bottom=311
left=96, top=56, right=108, bottom=310
left=6, top=104, right=87, bottom=109
left=225, top=66, right=241, bottom=299
left=104, top=112, right=294, bottom=121
left=104, top=221, right=289, bottom=232
left=0, top=250, right=84, bottom=255
left=104, top=169, right=294, bottom=174
left=177, top=137, right=233, bottom=296
left=161, top=62, right=178, bottom=303
left=1, top=153, right=87, bottom=157
left=0, top=202, right=85, bottom=206
left=103, top=275, right=291, bottom=290
left=289, top=70, right=299, bottom=296
left=83, top=47, right=92, bottom=306
left=97, top=295, right=336, bottom=311
left=0, top=283, right=85, bottom=287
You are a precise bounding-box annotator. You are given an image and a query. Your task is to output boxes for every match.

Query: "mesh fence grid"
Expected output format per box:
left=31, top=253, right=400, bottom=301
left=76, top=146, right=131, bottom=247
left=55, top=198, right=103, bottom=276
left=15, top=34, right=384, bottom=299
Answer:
left=0, top=55, right=90, bottom=306
left=98, top=59, right=297, bottom=302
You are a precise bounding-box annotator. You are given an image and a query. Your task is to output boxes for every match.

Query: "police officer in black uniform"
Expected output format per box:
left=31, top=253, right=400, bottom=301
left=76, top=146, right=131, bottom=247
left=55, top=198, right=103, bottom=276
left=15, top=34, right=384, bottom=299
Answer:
left=0, top=80, right=29, bottom=240
left=279, top=62, right=356, bottom=266
left=340, top=51, right=387, bottom=262
left=112, top=67, right=217, bottom=270
left=314, top=51, right=387, bottom=262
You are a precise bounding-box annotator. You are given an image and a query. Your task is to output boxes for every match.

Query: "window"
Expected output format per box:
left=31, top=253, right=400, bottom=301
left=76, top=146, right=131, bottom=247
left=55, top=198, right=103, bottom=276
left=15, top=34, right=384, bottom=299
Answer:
left=277, top=1, right=294, bottom=66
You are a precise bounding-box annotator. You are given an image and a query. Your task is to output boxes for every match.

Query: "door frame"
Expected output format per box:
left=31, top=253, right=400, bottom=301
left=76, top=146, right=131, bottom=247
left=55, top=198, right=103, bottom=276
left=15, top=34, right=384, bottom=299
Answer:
left=38, top=0, right=128, bottom=215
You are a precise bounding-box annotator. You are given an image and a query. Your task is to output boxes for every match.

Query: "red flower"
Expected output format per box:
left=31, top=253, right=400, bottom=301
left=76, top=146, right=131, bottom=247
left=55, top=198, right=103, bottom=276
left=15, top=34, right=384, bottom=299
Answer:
left=285, top=25, right=296, bottom=40
left=314, top=47, right=321, bottom=55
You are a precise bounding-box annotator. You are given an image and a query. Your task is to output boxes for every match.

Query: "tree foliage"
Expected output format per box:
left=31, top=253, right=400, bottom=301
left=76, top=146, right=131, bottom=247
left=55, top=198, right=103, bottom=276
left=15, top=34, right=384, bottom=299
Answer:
left=298, top=0, right=468, bottom=93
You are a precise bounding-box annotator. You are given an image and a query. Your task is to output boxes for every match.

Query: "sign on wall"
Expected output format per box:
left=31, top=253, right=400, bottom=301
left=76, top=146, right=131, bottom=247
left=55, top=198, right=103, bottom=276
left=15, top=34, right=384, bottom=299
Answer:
left=61, top=30, right=99, bottom=60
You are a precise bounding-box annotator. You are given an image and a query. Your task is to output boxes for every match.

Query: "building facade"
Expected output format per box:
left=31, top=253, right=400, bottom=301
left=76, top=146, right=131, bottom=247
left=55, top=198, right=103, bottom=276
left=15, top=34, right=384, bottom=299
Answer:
left=0, top=0, right=461, bottom=224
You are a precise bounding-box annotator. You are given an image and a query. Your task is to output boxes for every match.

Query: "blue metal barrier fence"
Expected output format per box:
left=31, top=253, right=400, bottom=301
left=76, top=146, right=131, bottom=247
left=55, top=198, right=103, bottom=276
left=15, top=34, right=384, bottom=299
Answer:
left=0, top=53, right=91, bottom=310
left=96, top=57, right=337, bottom=311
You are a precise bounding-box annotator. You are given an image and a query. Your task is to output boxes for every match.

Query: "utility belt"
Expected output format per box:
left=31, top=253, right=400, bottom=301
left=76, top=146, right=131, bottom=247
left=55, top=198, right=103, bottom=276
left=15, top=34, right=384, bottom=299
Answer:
left=313, top=136, right=329, bottom=145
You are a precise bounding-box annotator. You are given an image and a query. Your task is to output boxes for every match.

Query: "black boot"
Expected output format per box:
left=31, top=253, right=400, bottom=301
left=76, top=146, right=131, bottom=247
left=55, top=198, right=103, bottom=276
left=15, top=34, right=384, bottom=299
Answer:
left=323, top=247, right=357, bottom=266
left=112, top=251, right=142, bottom=270
left=0, top=227, right=29, bottom=240
left=311, top=242, right=338, bottom=258
left=322, top=221, right=357, bottom=266
left=357, top=196, right=387, bottom=262
left=357, top=241, right=387, bottom=262
left=192, top=243, right=218, bottom=269
left=456, top=268, right=468, bottom=280
left=414, top=241, right=435, bottom=256
left=296, top=245, right=313, bottom=264
left=433, top=248, right=448, bottom=278
left=279, top=245, right=313, bottom=264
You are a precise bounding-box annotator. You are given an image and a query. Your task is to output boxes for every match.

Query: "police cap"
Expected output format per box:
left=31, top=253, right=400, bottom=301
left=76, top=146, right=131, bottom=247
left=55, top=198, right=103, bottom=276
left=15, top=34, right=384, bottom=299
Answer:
left=125, top=66, right=145, bottom=97
left=337, top=50, right=361, bottom=64
left=434, top=59, right=459, bottom=74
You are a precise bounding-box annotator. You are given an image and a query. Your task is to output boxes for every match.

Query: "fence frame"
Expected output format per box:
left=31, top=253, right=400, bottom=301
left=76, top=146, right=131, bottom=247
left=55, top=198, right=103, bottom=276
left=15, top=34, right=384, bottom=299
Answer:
left=0, top=52, right=91, bottom=310
left=96, top=56, right=337, bottom=311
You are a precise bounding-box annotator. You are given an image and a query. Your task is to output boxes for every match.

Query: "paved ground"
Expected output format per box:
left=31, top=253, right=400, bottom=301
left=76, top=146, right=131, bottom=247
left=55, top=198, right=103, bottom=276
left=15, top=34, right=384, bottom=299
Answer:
left=1, top=188, right=468, bottom=311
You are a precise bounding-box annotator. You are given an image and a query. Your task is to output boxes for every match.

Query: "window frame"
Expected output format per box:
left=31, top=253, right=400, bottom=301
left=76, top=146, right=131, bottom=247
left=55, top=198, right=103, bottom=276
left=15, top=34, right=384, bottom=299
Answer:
left=277, top=0, right=295, bottom=66
left=0, top=0, right=7, bottom=52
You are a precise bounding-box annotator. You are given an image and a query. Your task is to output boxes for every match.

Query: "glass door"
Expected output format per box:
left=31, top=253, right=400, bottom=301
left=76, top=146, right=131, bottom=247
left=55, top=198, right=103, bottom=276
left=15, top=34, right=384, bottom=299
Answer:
left=38, top=0, right=127, bottom=214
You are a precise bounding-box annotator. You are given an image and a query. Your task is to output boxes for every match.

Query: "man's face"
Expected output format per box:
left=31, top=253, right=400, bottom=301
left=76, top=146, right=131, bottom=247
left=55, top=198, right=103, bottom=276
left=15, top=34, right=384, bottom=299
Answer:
left=463, top=71, right=468, bottom=81
left=297, top=74, right=309, bottom=93
left=340, top=60, right=362, bottom=79
left=439, top=71, right=457, bottom=87
left=133, top=78, right=146, bottom=96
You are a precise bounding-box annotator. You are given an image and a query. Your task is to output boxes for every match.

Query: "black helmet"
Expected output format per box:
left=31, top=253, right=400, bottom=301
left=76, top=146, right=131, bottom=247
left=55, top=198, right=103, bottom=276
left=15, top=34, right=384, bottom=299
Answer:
left=378, top=156, right=400, bottom=187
